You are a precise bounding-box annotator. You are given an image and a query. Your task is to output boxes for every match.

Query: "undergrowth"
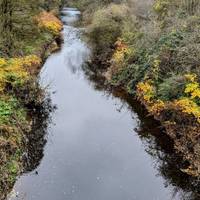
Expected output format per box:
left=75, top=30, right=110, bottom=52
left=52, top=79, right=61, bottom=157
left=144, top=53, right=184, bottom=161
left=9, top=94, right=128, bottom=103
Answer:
left=0, top=4, right=63, bottom=199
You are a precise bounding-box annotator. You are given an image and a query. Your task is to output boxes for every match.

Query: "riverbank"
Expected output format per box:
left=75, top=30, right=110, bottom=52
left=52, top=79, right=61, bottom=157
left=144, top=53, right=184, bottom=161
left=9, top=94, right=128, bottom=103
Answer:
left=0, top=7, right=63, bottom=199
left=68, top=0, right=200, bottom=177
left=6, top=5, right=200, bottom=200
left=8, top=7, right=199, bottom=200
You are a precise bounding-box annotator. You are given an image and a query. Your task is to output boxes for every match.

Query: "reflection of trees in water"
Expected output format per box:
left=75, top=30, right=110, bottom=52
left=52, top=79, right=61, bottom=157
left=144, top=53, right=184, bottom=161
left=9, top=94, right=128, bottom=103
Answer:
left=22, top=96, right=56, bottom=173
left=136, top=114, right=200, bottom=200
left=82, top=63, right=200, bottom=200
left=82, top=63, right=107, bottom=91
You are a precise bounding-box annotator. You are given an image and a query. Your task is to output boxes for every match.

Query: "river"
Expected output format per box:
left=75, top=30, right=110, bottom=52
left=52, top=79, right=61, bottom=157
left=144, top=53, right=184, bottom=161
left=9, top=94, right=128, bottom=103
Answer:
left=8, top=7, right=197, bottom=200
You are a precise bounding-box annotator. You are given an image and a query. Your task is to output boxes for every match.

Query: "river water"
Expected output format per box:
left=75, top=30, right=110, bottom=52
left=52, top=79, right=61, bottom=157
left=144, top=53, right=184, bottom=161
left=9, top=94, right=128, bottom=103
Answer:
left=8, top=8, right=196, bottom=200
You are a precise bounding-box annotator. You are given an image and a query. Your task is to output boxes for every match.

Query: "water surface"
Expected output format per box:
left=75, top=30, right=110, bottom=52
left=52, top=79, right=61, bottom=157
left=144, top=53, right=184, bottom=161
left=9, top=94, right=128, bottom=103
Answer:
left=9, top=7, right=194, bottom=200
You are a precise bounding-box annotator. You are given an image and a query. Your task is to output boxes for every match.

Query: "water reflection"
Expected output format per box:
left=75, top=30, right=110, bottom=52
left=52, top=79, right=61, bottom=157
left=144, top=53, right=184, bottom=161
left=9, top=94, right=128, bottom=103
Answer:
left=8, top=7, right=200, bottom=200
left=82, top=64, right=200, bottom=200
left=62, top=26, right=90, bottom=74
left=22, top=96, right=55, bottom=173
left=137, top=116, right=200, bottom=200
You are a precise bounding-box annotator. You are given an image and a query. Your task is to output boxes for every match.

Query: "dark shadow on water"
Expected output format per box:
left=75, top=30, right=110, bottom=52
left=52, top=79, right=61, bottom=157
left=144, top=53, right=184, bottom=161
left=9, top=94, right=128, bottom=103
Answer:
left=22, top=95, right=56, bottom=173
left=82, top=63, right=200, bottom=200
left=9, top=9, right=200, bottom=198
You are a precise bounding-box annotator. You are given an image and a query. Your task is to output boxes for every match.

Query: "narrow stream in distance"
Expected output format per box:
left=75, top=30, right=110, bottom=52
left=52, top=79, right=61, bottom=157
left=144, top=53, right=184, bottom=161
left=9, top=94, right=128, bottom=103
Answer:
left=8, top=8, right=195, bottom=200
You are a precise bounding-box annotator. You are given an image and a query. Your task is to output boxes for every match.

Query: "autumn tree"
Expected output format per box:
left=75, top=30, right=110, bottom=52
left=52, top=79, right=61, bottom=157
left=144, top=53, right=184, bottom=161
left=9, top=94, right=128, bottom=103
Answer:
left=0, top=0, right=62, bottom=57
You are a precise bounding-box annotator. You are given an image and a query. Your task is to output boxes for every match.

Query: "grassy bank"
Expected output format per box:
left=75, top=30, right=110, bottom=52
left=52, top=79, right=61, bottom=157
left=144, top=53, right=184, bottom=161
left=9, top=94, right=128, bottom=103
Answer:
left=0, top=1, right=63, bottom=198
left=69, top=0, right=200, bottom=177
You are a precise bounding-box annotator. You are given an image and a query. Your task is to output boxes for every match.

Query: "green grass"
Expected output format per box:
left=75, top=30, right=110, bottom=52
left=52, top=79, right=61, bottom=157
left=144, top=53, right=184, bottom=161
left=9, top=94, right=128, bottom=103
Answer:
left=0, top=97, right=26, bottom=125
left=17, top=32, right=54, bottom=56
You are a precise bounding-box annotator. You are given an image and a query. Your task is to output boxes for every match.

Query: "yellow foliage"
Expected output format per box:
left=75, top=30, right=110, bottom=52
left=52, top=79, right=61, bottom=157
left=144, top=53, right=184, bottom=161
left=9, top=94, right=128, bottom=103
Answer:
left=149, top=100, right=165, bottom=115
left=184, top=73, right=200, bottom=99
left=174, top=98, right=200, bottom=123
left=190, top=89, right=200, bottom=99
left=0, top=55, right=41, bottom=93
left=37, top=11, right=63, bottom=36
left=185, top=83, right=200, bottom=98
left=136, top=81, right=155, bottom=103
left=22, top=55, right=41, bottom=67
left=185, top=73, right=197, bottom=82
left=152, top=59, right=161, bottom=80
left=153, top=0, right=169, bottom=14
left=153, top=59, right=161, bottom=68
left=112, top=39, right=132, bottom=65
left=136, top=73, right=200, bottom=124
left=0, top=58, right=7, bottom=66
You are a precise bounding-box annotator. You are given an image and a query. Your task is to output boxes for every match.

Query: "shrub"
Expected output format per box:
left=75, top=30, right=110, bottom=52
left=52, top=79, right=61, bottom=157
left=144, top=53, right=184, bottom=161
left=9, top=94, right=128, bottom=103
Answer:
left=157, top=74, right=186, bottom=101
left=184, top=73, right=200, bottom=105
left=88, top=3, right=129, bottom=56
left=173, top=98, right=200, bottom=123
left=0, top=56, right=41, bottom=93
left=0, top=97, right=26, bottom=125
left=37, top=11, right=63, bottom=36
left=137, top=80, right=156, bottom=103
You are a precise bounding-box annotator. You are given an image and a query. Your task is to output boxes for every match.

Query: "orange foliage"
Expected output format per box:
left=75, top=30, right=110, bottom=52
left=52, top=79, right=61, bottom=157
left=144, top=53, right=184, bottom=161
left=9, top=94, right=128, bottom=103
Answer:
left=37, top=11, right=63, bottom=36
